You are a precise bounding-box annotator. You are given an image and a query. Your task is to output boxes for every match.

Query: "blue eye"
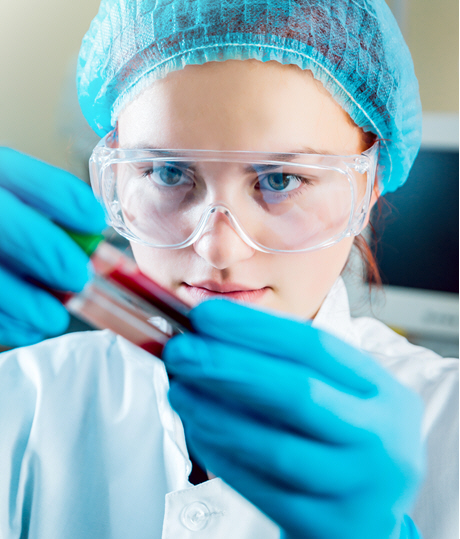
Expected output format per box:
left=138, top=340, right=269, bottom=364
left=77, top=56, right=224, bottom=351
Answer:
left=146, top=164, right=191, bottom=187
left=259, top=173, right=302, bottom=192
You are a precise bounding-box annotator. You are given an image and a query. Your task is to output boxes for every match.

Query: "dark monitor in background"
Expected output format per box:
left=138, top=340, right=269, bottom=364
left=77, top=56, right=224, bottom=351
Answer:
left=346, top=118, right=459, bottom=357
left=374, top=148, right=459, bottom=295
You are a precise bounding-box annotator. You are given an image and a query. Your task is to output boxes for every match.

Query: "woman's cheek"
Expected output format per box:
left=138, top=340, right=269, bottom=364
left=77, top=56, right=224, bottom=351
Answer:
left=267, top=237, right=354, bottom=319
left=130, top=242, right=188, bottom=290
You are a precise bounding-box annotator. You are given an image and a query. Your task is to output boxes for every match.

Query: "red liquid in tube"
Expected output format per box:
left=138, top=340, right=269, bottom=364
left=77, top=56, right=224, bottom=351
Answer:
left=63, top=242, right=191, bottom=358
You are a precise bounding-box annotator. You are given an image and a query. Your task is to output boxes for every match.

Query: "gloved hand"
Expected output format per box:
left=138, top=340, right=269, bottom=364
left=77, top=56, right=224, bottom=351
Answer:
left=163, top=299, right=425, bottom=539
left=0, top=147, right=106, bottom=346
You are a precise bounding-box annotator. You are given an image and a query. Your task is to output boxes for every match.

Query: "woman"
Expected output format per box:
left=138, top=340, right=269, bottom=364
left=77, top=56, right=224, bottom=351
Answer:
left=0, top=1, right=457, bottom=538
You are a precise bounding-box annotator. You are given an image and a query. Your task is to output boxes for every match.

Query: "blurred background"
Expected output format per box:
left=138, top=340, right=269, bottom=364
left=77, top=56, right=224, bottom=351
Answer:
left=0, top=0, right=458, bottom=356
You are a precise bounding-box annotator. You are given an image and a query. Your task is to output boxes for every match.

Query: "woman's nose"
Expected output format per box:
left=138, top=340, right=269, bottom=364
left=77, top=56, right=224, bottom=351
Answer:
left=193, top=212, right=255, bottom=269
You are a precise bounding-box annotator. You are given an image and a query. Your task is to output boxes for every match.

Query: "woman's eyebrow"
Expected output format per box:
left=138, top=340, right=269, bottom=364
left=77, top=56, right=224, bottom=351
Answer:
left=123, top=144, right=171, bottom=153
left=259, top=147, right=337, bottom=159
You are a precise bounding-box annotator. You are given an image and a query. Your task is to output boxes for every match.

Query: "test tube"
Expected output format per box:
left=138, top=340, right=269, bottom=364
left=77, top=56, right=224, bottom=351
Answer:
left=60, top=232, right=192, bottom=357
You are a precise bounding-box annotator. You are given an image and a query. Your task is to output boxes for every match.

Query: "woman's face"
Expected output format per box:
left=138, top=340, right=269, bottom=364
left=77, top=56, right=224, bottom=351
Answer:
left=118, top=60, right=377, bottom=319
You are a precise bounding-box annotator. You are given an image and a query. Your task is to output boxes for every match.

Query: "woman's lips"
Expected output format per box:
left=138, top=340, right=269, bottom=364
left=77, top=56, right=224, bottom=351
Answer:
left=181, top=282, right=270, bottom=303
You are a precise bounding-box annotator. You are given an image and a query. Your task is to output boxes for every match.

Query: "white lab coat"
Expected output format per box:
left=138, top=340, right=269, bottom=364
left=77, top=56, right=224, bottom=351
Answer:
left=0, top=278, right=457, bottom=539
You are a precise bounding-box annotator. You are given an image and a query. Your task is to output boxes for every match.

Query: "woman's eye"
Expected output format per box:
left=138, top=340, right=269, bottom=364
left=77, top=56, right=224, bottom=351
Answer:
left=258, top=173, right=303, bottom=192
left=144, top=165, right=190, bottom=187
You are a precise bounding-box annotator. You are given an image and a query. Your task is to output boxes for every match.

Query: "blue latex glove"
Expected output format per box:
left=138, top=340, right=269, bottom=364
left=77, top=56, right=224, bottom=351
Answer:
left=164, top=299, right=425, bottom=539
left=0, top=147, right=106, bottom=346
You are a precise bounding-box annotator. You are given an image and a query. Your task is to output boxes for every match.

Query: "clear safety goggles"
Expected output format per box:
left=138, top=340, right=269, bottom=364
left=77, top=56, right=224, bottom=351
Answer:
left=90, top=130, right=378, bottom=253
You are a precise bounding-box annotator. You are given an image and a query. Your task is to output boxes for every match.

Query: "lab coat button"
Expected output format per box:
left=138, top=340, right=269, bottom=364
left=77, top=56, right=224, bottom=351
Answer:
left=180, top=501, right=211, bottom=531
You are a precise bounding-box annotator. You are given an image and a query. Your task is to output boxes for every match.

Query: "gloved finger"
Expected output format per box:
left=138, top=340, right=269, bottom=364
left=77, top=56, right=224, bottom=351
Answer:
left=0, top=187, right=93, bottom=291
left=0, top=264, right=70, bottom=342
left=0, top=312, right=46, bottom=347
left=190, top=299, right=383, bottom=394
left=169, top=382, right=369, bottom=495
left=181, top=438, right=364, bottom=539
left=400, top=515, right=423, bottom=539
left=164, top=333, right=370, bottom=443
left=183, top=437, right=379, bottom=539
left=0, top=147, right=106, bottom=233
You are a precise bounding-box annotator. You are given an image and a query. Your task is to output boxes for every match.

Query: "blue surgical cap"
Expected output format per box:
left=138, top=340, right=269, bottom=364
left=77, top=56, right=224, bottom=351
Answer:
left=77, top=0, right=422, bottom=194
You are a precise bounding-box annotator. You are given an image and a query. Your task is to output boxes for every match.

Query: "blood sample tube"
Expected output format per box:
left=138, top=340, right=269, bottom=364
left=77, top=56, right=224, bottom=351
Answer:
left=61, top=230, right=192, bottom=357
